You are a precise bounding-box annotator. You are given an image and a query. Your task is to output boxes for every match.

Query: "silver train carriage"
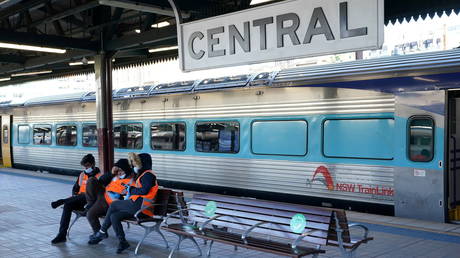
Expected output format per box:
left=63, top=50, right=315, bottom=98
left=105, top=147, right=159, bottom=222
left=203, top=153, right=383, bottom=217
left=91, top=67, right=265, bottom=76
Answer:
left=2, top=49, right=460, bottom=222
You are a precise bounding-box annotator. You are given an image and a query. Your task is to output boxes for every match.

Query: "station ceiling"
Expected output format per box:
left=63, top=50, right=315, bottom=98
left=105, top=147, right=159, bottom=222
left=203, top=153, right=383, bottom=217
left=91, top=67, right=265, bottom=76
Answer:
left=0, top=0, right=459, bottom=86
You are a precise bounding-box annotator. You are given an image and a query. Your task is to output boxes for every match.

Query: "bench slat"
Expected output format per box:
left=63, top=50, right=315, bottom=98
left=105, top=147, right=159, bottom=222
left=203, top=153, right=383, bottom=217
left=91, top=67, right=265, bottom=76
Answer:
left=190, top=201, right=332, bottom=224
left=193, top=194, right=332, bottom=217
left=191, top=216, right=328, bottom=245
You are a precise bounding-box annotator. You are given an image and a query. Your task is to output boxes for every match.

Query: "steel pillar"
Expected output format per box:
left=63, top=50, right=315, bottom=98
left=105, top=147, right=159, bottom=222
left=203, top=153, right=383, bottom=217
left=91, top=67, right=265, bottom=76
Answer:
left=95, top=53, right=114, bottom=173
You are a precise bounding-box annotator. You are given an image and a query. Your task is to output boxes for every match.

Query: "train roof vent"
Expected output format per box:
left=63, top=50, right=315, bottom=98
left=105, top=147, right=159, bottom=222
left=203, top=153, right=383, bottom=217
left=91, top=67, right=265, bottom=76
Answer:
left=248, top=72, right=278, bottom=87
left=115, top=85, right=153, bottom=99
left=150, top=80, right=196, bottom=95
left=194, top=74, right=251, bottom=92
left=81, top=90, right=118, bottom=102
left=24, top=92, right=87, bottom=106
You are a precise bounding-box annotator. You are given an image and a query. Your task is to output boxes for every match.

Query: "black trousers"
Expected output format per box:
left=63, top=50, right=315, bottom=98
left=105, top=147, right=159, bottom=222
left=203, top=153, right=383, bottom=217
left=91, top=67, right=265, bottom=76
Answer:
left=85, top=177, right=109, bottom=233
left=100, top=198, right=142, bottom=241
left=58, top=194, right=86, bottom=235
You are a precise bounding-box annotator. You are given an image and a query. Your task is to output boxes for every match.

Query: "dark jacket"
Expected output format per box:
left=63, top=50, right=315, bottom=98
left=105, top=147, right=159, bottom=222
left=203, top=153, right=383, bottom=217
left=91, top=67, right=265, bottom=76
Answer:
left=72, top=167, right=101, bottom=195
left=130, top=153, right=157, bottom=196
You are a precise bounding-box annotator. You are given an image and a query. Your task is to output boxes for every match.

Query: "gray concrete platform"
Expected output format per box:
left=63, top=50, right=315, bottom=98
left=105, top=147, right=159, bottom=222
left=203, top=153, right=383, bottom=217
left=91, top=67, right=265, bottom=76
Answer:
left=1, top=168, right=460, bottom=258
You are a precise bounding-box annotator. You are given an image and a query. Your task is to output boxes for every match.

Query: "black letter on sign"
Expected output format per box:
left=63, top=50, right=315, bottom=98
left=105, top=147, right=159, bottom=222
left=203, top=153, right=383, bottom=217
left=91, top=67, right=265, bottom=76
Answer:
left=253, top=17, right=273, bottom=50
left=188, top=31, right=205, bottom=60
left=229, top=22, right=250, bottom=55
left=303, top=7, right=335, bottom=44
left=276, top=13, right=300, bottom=48
left=207, top=27, right=226, bottom=57
left=340, top=2, right=367, bottom=38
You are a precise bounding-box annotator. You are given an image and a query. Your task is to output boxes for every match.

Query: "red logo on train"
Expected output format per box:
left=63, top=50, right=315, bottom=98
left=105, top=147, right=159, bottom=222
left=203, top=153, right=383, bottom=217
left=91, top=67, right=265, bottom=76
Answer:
left=307, top=166, right=335, bottom=191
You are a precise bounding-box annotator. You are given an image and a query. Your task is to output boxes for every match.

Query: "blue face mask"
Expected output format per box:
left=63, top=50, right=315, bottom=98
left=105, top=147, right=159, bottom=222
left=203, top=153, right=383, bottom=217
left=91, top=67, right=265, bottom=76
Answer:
left=84, top=167, right=93, bottom=174
left=119, top=173, right=126, bottom=179
left=133, top=167, right=140, bottom=174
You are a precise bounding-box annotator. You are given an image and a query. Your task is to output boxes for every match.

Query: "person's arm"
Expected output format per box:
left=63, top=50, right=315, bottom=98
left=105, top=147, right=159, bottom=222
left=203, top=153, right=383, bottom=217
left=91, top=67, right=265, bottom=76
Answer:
left=98, top=173, right=114, bottom=187
left=72, top=175, right=80, bottom=195
left=129, top=173, right=156, bottom=196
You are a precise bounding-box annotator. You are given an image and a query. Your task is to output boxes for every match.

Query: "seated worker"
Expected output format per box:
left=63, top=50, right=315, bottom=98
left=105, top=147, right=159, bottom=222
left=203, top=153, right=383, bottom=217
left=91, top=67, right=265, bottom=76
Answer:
left=50, top=154, right=101, bottom=244
left=89, top=153, right=158, bottom=254
left=84, top=159, right=134, bottom=240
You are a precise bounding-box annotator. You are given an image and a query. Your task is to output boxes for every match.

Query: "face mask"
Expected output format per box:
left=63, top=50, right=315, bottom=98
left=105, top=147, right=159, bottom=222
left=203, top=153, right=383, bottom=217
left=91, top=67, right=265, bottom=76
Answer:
left=133, top=167, right=140, bottom=174
left=84, top=167, right=93, bottom=174
left=119, top=174, right=126, bottom=179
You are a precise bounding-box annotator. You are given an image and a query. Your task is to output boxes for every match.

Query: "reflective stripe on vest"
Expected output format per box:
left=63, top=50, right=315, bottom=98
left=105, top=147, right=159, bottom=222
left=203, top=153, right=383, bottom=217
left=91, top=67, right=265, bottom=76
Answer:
left=129, top=170, right=159, bottom=217
left=104, top=177, right=134, bottom=205
left=78, top=171, right=102, bottom=194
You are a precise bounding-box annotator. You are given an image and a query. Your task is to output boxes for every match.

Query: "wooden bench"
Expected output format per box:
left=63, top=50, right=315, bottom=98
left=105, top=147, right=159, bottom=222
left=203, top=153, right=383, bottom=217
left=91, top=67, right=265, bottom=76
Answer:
left=67, top=188, right=184, bottom=255
left=162, top=194, right=372, bottom=258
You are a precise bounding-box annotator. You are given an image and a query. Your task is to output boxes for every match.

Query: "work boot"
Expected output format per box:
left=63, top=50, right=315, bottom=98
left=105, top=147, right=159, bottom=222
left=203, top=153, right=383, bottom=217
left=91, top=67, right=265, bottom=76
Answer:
left=51, top=234, right=66, bottom=244
left=116, top=239, right=130, bottom=254
left=88, top=231, right=108, bottom=245
left=51, top=199, right=65, bottom=209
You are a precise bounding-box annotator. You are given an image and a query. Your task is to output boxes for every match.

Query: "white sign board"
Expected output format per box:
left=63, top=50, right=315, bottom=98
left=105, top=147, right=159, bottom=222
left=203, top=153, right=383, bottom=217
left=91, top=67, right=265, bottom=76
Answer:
left=178, top=0, right=384, bottom=71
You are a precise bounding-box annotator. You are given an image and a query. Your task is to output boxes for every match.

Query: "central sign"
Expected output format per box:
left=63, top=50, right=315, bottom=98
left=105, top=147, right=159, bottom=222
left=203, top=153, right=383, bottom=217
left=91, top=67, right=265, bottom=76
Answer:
left=178, top=0, right=384, bottom=71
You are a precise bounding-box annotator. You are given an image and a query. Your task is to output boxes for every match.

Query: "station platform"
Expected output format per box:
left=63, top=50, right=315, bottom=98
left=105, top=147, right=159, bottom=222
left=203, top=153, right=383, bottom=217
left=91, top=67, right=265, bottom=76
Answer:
left=1, top=167, right=459, bottom=258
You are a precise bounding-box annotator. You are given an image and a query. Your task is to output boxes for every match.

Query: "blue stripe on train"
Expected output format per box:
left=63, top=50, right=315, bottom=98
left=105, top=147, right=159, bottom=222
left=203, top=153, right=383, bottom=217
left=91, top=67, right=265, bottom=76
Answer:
left=11, top=112, right=444, bottom=170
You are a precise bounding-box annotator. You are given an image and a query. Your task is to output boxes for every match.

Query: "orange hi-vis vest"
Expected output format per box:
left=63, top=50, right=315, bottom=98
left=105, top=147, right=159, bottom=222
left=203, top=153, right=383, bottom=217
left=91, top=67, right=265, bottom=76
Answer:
left=78, top=170, right=102, bottom=194
left=104, top=176, right=134, bottom=205
left=129, top=170, right=158, bottom=217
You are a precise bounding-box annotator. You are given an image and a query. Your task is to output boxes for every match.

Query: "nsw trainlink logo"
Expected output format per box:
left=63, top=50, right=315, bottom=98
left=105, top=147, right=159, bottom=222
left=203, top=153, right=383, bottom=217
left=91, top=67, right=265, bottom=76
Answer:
left=306, top=166, right=335, bottom=190
left=306, top=165, right=394, bottom=198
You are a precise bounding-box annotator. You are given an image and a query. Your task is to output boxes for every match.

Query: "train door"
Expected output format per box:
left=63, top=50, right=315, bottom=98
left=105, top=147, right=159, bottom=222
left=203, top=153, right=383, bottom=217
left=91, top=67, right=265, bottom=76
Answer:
left=394, top=90, right=445, bottom=222
left=0, top=115, right=12, bottom=167
left=447, top=91, right=460, bottom=222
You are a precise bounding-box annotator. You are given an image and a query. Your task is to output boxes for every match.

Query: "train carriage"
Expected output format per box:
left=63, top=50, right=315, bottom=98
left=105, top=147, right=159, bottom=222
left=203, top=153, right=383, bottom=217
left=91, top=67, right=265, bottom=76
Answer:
left=1, top=49, right=460, bottom=222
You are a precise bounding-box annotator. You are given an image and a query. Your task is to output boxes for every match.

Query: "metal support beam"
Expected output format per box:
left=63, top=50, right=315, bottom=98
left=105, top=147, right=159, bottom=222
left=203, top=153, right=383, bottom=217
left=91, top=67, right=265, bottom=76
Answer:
left=95, top=52, right=114, bottom=174
left=98, top=0, right=190, bottom=18
left=105, top=26, right=176, bottom=51
left=0, top=29, right=98, bottom=51
left=30, top=1, right=99, bottom=28
left=0, top=54, right=27, bottom=64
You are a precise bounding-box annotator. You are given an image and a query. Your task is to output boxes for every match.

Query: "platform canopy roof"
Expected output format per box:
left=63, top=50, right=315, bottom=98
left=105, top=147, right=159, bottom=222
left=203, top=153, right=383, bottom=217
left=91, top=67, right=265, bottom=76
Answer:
left=0, top=0, right=459, bottom=86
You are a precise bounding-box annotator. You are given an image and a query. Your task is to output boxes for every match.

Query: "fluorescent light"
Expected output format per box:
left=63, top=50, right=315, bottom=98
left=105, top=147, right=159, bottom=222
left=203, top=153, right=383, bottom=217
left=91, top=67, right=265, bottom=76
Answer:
left=0, top=77, right=11, bottom=82
left=413, top=76, right=439, bottom=83
left=0, top=42, right=66, bottom=54
left=151, top=21, right=170, bottom=28
left=135, top=29, right=141, bottom=33
left=250, top=0, right=275, bottom=5
left=69, top=60, right=95, bottom=66
left=12, top=70, right=52, bottom=77
left=148, top=46, right=178, bottom=53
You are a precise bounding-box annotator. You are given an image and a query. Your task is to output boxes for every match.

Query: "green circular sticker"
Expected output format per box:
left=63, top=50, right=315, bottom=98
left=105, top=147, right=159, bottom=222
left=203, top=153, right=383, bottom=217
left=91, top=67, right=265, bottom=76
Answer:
left=204, top=201, right=217, bottom=217
left=290, top=214, right=307, bottom=233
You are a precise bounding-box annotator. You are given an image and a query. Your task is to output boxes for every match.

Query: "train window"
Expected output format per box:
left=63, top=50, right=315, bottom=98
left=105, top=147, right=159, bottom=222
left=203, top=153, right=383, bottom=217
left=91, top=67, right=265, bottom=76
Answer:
left=408, top=117, right=434, bottom=162
left=114, top=123, right=143, bottom=149
left=82, top=125, right=98, bottom=147
left=151, top=122, right=186, bottom=151
left=33, top=125, right=52, bottom=145
left=251, top=120, right=307, bottom=156
left=323, top=119, right=394, bottom=160
left=195, top=122, right=239, bottom=153
left=56, top=125, right=77, bottom=146
left=18, top=125, right=30, bottom=144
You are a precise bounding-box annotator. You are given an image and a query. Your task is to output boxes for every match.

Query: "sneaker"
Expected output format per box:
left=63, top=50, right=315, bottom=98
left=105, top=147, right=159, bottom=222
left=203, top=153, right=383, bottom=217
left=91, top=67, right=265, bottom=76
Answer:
left=88, top=231, right=108, bottom=245
left=51, top=199, right=65, bottom=209
left=116, top=240, right=130, bottom=254
left=51, top=234, right=66, bottom=244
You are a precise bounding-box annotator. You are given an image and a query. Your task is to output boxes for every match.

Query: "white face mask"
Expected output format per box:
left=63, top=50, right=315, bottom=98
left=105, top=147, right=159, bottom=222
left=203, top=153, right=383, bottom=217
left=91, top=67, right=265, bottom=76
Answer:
left=84, top=167, right=93, bottom=174
left=119, top=173, right=126, bottom=179
left=133, top=167, right=140, bottom=173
